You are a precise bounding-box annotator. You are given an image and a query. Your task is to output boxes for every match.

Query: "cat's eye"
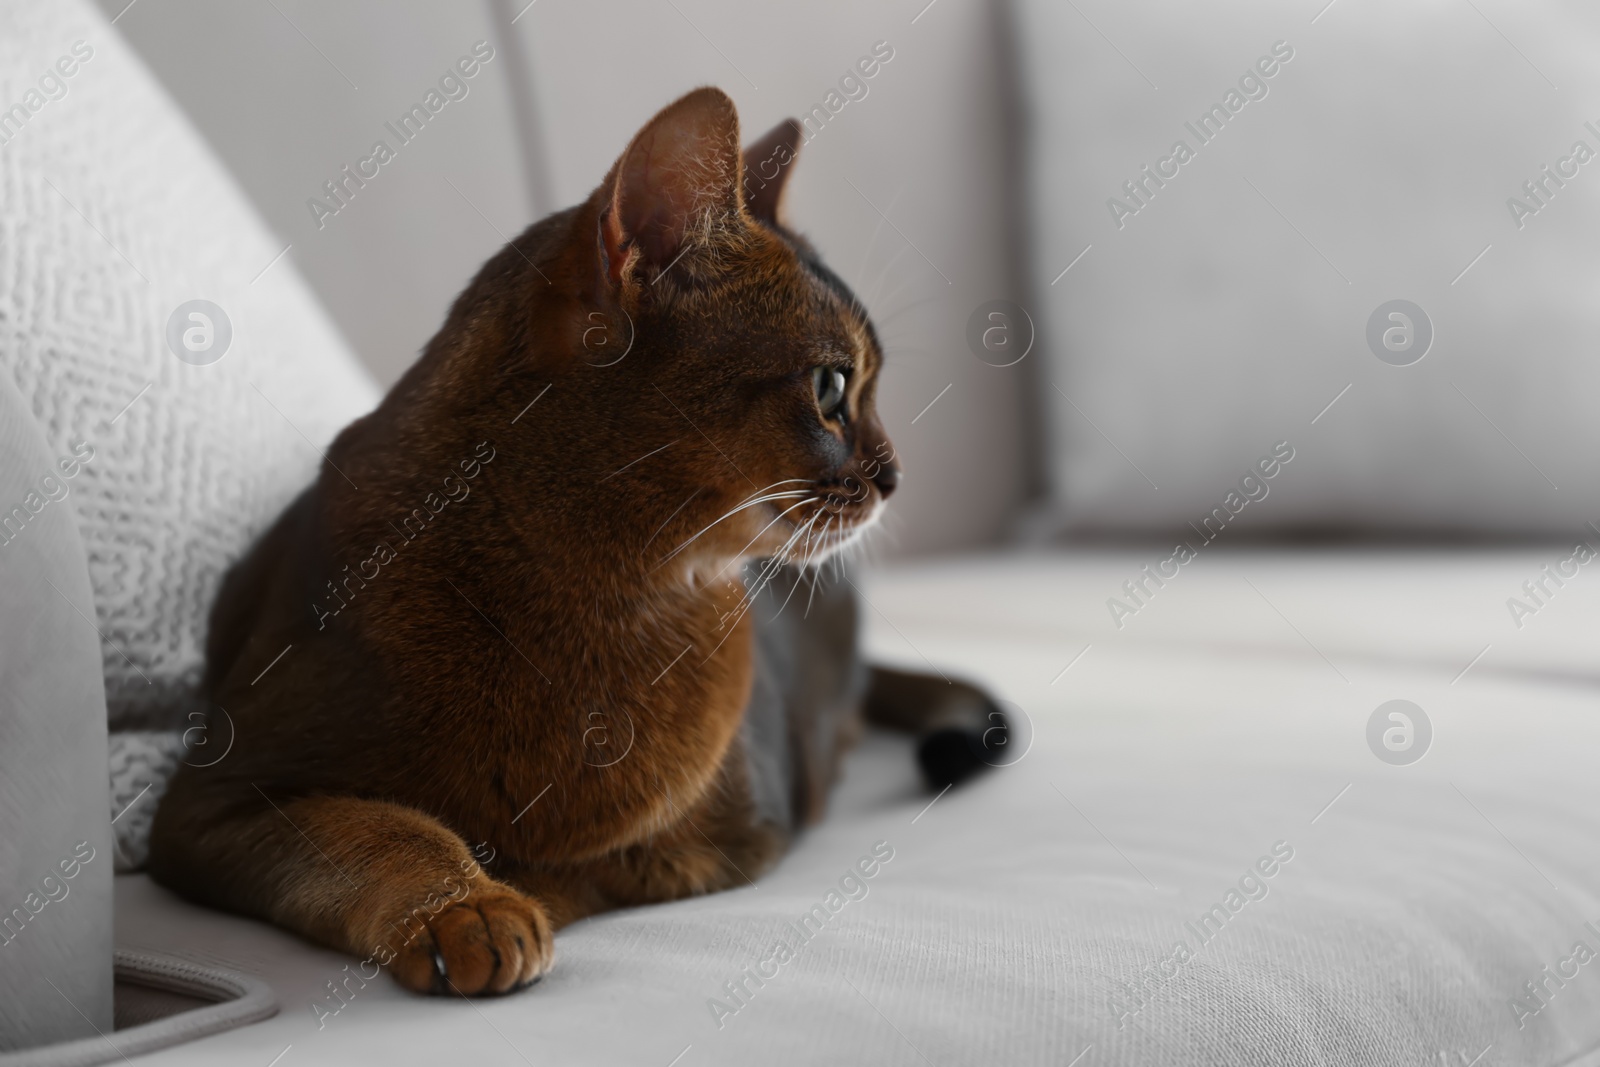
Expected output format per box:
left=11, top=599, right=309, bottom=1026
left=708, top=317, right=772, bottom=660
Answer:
left=812, top=366, right=848, bottom=418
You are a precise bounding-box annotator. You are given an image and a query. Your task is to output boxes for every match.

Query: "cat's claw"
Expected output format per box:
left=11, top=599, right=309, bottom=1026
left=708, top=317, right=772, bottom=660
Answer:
left=430, top=945, right=449, bottom=994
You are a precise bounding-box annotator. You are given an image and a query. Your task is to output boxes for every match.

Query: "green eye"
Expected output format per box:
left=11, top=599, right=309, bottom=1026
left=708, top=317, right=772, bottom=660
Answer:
left=812, top=366, right=847, bottom=417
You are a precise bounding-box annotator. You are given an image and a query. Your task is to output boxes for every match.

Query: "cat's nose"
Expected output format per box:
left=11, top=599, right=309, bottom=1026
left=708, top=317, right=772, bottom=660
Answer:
left=873, top=463, right=900, bottom=499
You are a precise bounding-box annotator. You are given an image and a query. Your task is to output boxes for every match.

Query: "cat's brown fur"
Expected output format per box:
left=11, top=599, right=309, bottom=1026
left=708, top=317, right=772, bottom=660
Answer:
left=149, top=88, right=1002, bottom=995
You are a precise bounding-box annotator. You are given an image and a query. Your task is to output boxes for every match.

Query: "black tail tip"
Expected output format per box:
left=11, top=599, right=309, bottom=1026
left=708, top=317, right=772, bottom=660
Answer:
left=915, top=702, right=1008, bottom=790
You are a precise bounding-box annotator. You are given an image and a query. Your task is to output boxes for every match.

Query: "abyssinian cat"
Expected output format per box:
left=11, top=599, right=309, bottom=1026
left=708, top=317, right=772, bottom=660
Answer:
left=150, top=88, right=1004, bottom=995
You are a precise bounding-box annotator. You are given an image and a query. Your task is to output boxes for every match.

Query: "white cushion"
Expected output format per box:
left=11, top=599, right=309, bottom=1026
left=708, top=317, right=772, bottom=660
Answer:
left=1014, top=0, right=1600, bottom=535
left=110, top=550, right=1600, bottom=1064
left=0, top=0, right=378, bottom=868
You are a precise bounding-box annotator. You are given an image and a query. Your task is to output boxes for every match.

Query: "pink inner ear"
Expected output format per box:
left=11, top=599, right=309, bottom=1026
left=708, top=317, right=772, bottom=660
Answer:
left=605, top=88, right=743, bottom=282
left=622, top=129, right=690, bottom=266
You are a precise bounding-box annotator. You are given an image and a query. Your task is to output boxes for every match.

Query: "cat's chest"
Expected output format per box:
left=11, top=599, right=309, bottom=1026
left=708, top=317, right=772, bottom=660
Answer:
left=476, top=582, right=757, bottom=856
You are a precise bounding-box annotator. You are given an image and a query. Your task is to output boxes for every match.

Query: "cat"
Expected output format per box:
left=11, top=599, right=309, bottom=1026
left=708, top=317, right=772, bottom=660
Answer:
left=149, top=88, right=1005, bottom=996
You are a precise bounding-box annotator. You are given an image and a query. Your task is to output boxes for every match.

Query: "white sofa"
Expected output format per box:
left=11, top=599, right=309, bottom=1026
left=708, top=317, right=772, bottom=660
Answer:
left=8, top=0, right=1600, bottom=1063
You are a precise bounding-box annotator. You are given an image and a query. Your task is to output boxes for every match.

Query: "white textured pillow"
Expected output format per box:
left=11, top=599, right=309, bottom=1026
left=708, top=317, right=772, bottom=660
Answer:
left=1015, top=0, right=1600, bottom=535
left=0, top=0, right=378, bottom=867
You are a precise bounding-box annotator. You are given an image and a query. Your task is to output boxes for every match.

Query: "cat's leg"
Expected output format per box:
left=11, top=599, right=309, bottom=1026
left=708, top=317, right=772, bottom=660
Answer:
left=864, top=665, right=1010, bottom=788
left=148, top=786, right=553, bottom=995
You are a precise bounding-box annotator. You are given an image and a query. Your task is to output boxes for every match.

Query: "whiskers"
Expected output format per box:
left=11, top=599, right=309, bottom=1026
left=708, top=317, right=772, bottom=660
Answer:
left=757, top=496, right=887, bottom=628
left=708, top=495, right=821, bottom=584
left=700, top=503, right=824, bottom=663
left=792, top=499, right=893, bottom=621
left=800, top=515, right=834, bottom=618
left=651, top=474, right=888, bottom=663
left=654, top=478, right=815, bottom=569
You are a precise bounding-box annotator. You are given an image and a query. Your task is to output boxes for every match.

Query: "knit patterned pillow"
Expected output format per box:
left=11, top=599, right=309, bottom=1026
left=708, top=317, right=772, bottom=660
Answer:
left=0, top=0, right=379, bottom=868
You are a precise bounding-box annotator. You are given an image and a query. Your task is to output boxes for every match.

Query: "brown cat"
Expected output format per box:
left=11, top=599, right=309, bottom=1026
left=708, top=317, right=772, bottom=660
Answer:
left=149, top=88, right=1005, bottom=996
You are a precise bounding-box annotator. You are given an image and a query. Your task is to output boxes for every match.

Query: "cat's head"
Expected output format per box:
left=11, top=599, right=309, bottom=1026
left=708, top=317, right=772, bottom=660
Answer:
left=554, top=88, right=898, bottom=576
left=404, top=88, right=898, bottom=583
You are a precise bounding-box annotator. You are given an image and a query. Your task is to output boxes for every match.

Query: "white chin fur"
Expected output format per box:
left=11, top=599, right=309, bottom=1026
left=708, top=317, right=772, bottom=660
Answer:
left=803, top=499, right=883, bottom=566
left=678, top=499, right=883, bottom=588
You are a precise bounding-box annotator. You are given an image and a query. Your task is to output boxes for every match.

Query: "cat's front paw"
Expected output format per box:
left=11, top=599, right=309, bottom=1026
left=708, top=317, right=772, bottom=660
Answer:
left=391, top=887, right=554, bottom=995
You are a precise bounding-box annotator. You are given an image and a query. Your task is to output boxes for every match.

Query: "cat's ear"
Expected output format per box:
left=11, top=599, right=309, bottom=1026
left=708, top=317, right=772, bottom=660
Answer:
left=741, top=119, right=802, bottom=228
left=598, top=88, right=744, bottom=289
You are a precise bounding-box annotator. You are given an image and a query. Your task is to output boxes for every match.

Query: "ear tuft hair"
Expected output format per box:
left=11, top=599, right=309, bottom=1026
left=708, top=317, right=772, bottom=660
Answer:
left=599, top=88, right=745, bottom=287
